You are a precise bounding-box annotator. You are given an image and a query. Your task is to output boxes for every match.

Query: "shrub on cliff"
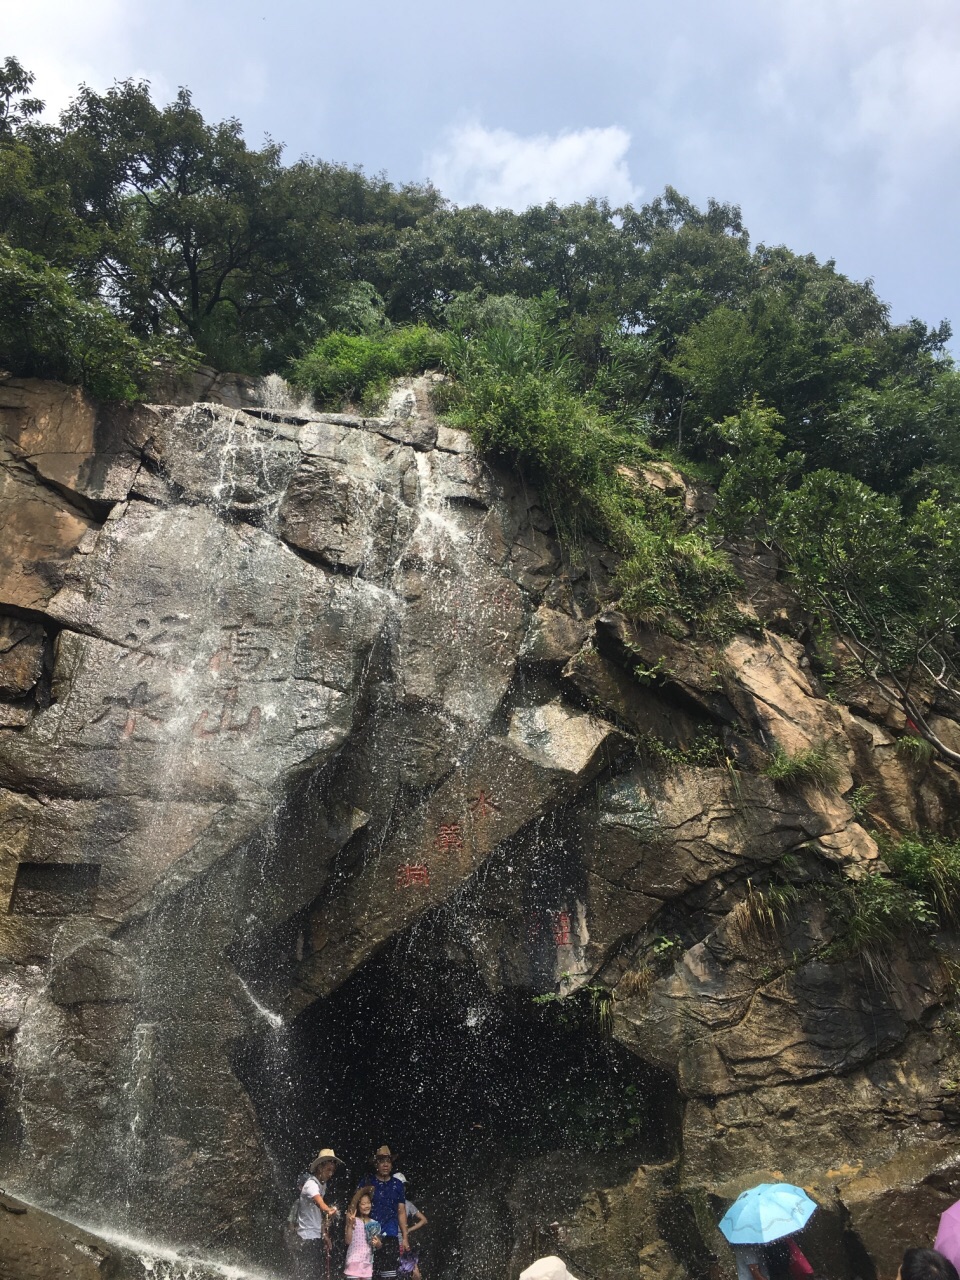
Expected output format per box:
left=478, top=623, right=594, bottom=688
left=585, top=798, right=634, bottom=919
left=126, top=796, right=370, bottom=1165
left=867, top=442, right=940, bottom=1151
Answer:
left=883, top=833, right=960, bottom=925
left=827, top=870, right=936, bottom=959
left=713, top=400, right=960, bottom=766
left=441, top=294, right=610, bottom=529
left=439, top=298, right=738, bottom=629
left=290, top=324, right=449, bottom=409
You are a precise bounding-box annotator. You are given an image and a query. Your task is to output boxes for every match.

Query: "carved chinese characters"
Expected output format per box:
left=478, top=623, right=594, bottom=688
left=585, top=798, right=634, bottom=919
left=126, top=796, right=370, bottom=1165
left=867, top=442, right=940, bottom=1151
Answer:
left=208, top=615, right=269, bottom=677
left=469, top=790, right=499, bottom=819
left=434, top=822, right=464, bottom=853
left=91, top=681, right=170, bottom=740
left=193, top=687, right=262, bottom=739
left=396, top=789, right=505, bottom=893
left=527, top=909, right=572, bottom=946
left=550, top=910, right=571, bottom=945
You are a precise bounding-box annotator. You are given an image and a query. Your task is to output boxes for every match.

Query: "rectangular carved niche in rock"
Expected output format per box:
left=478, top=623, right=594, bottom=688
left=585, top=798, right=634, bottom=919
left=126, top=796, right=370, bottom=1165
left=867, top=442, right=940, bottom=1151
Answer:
left=9, top=862, right=101, bottom=915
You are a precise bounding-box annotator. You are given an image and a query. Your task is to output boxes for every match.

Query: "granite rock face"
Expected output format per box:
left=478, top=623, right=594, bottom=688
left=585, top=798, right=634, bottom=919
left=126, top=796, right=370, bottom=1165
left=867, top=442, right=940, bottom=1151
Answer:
left=0, top=375, right=959, bottom=1278
left=0, top=1191, right=120, bottom=1280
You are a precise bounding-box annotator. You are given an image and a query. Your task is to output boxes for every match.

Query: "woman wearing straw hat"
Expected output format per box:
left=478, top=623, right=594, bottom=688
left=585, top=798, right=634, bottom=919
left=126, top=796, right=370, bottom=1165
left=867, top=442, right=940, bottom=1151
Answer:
left=295, top=1149, right=344, bottom=1279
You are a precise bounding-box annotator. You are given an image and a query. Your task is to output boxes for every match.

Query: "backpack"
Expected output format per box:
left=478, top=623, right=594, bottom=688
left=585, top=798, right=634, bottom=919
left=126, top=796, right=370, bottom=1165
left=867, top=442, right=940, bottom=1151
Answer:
left=787, top=1240, right=813, bottom=1280
left=286, top=1171, right=313, bottom=1237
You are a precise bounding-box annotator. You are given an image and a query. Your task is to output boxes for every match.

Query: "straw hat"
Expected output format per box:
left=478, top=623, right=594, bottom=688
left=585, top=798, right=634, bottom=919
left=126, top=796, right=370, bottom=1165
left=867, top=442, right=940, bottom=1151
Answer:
left=519, top=1259, right=580, bottom=1280
left=310, top=1148, right=343, bottom=1172
left=374, top=1145, right=394, bottom=1159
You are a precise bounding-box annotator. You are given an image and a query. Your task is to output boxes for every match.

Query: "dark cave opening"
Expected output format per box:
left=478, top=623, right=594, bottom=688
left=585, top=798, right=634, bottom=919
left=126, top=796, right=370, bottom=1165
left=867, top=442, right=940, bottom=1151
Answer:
left=235, top=917, right=684, bottom=1278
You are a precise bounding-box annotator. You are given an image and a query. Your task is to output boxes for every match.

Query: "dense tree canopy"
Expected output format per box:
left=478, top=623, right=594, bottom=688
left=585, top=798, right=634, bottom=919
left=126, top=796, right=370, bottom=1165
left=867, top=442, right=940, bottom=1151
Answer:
left=3, top=60, right=954, bottom=429
left=4, top=58, right=960, bottom=757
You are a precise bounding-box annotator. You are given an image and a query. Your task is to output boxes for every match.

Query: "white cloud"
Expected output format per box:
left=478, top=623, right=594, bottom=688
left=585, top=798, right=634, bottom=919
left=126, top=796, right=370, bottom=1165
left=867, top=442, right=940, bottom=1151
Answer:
left=750, top=0, right=960, bottom=208
left=3, top=0, right=156, bottom=117
left=426, top=122, right=641, bottom=211
left=847, top=25, right=960, bottom=147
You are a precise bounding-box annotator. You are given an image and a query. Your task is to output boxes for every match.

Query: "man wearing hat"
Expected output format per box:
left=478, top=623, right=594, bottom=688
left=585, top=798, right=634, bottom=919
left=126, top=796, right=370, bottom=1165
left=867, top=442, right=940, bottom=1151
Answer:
left=350, top=1145, right=409, bottom=1280
left=295, top=1148, right=343, bottom=1278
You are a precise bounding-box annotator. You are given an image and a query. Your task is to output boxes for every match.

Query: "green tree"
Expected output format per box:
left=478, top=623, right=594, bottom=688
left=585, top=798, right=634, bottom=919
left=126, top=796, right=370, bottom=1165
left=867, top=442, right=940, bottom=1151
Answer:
left=0, top=56, right=43, bottom=136
left=47, top=80, right=344, bottom=368
left=0, top=241, right=177, bottom=399
left=716, top=442, right=960, bottom=764
left=711, top=400, right=803, bottom=539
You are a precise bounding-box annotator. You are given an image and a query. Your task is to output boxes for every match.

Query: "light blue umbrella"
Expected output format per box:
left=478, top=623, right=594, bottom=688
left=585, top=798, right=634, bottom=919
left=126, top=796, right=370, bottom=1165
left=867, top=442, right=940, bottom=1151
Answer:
left=719, top=1183, right=817, bottom=1245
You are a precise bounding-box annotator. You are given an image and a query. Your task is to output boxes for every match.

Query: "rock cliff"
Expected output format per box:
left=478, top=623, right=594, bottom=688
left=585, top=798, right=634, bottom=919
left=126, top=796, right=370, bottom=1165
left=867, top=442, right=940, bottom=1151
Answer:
left=1, top=370, right=959, bottom=1279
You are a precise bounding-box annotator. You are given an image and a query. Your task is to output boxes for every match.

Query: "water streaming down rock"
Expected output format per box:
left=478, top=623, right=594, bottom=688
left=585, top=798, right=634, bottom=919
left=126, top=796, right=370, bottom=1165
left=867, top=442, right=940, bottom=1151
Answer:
left=3, top=389, right=350, bottom=1259
left=0, top=375, right=614, bottom=1265
left=3, top=372, right=960, bottom=1278
left=1, top=1189, right=286, bottom=1280
left=255, top=373, right=315, bottom=419
left=238, top=978, right=285, bottom=1031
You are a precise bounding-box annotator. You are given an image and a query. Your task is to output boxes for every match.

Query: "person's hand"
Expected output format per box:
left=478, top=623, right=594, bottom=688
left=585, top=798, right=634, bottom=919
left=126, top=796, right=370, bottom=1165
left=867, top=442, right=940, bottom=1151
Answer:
left=371, top=1235, right=382, bottom=1250
left=400, top=1240, right=409, bottom=1255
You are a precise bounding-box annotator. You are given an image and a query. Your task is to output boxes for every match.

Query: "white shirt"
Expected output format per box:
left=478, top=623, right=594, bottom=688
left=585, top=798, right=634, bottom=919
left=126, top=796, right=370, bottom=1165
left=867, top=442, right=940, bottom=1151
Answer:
left=297, top=1176, right=328, bottom=1240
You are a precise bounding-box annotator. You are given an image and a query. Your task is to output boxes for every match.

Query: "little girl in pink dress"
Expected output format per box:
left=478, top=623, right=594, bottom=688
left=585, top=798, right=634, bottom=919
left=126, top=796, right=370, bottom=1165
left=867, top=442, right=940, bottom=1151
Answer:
left=344, top=1192, right=381, bottom=1280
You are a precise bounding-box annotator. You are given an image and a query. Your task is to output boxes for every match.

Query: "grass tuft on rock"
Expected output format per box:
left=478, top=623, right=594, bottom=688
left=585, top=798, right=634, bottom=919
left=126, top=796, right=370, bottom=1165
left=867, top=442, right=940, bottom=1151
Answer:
left=764, top=739, right=843, bottom=790
left=731, top=879, right=799, bottom=947
left=882, top=832, right=960, bottom=925
left=895, top=734, right=936, bottom=766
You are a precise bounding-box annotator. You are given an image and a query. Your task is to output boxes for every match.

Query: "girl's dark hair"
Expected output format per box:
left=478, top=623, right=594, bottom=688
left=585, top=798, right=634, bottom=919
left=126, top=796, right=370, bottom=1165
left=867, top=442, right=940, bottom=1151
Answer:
left=902, top=1250, right=960, bottom=1280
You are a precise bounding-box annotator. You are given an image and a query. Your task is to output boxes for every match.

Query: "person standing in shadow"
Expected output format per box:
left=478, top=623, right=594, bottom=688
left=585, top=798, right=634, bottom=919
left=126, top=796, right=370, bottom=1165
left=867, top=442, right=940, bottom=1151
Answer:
left=294, top=1149, right=343, bottom=1280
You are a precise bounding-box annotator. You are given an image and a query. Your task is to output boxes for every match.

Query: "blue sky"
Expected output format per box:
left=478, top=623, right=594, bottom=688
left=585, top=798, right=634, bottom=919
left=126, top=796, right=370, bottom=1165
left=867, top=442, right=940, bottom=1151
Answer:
left=6, top=0, right=960, bottom=340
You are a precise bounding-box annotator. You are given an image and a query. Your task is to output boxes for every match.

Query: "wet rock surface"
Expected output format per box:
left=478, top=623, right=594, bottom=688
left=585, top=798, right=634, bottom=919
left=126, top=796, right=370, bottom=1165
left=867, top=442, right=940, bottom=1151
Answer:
left=0, top=375, right=959, bottom=1278
left=0, top=1192, right=120, bottom=1279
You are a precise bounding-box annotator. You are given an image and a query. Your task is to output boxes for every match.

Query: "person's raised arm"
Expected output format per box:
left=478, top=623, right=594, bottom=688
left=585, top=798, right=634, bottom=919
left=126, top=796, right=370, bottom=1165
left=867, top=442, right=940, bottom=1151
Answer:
left=311, top=1191, right=338, bottom=1218
left=345, top=1208, right=356, bottom=1244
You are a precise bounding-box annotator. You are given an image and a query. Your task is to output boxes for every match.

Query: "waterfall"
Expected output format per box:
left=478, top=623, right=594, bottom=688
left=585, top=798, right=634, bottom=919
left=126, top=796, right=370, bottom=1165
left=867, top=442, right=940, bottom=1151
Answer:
left=4, top=397, right=358, bottom=1263
left=6, top=1194, right=283, bottom=1279
left=3, top=380, right=594, bottom=1277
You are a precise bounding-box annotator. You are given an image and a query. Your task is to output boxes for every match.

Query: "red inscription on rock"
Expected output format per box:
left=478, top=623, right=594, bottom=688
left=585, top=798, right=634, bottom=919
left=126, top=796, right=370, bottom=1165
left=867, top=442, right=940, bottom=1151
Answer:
left=469, top=790, right=499, bottom=820
left=549, top=911, right=571, bottom=946
left=396, top=863, right=431, bottom=889
left=435, top=822, right=465, bottom=853
left=209, top=614, right=269, bottom=676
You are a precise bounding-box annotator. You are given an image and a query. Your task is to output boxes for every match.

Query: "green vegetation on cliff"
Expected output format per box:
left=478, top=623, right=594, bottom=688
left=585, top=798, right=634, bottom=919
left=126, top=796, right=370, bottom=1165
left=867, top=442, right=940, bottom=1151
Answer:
left=4, top=56, right=960, bottom=758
